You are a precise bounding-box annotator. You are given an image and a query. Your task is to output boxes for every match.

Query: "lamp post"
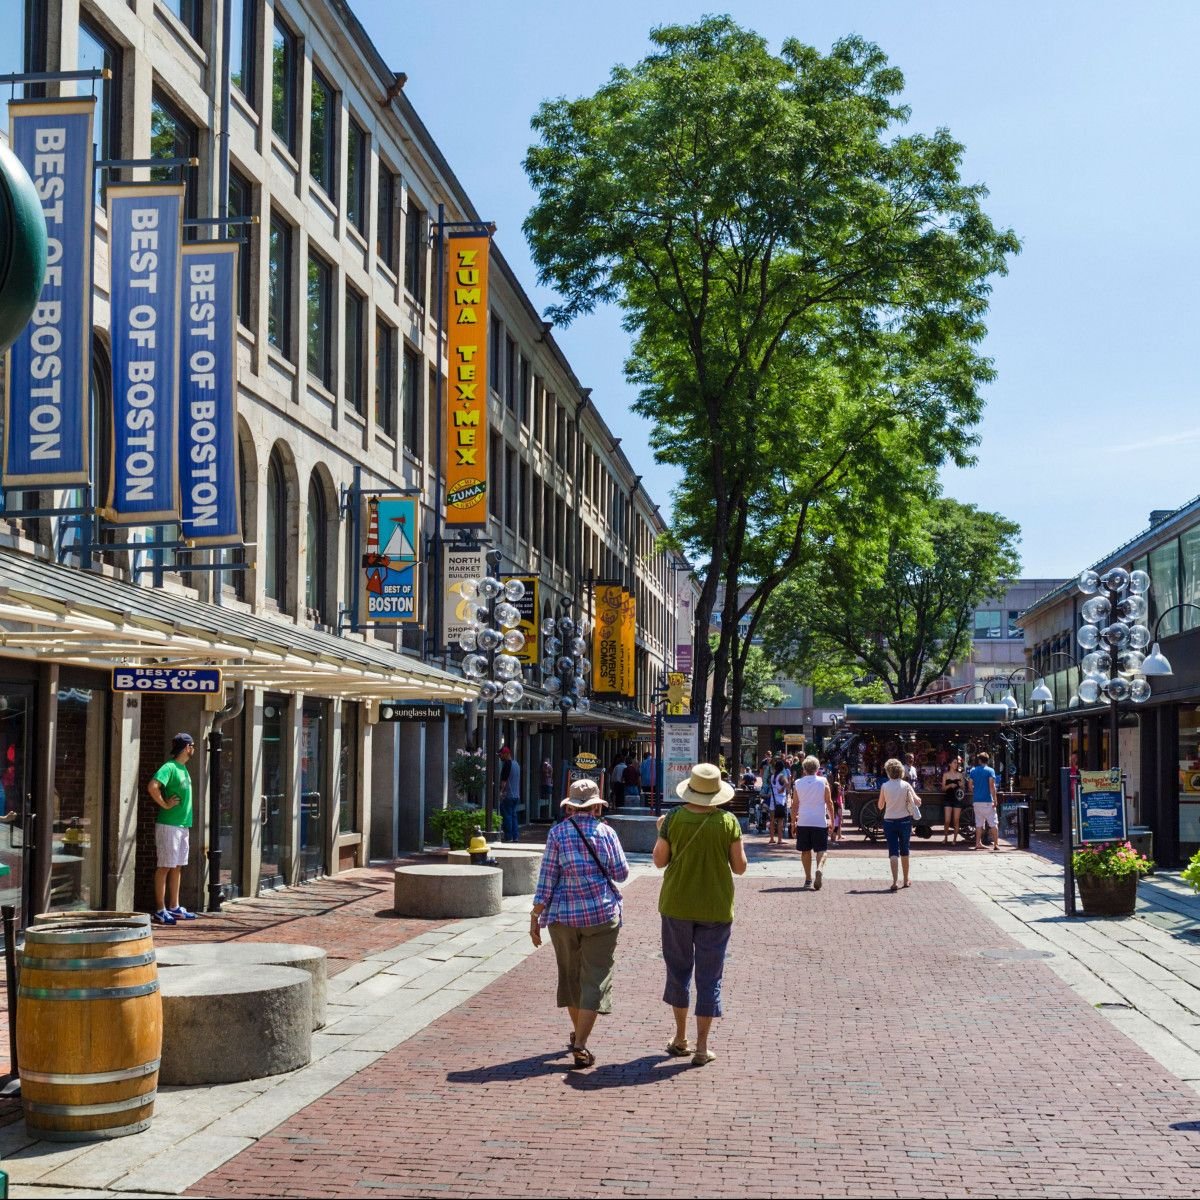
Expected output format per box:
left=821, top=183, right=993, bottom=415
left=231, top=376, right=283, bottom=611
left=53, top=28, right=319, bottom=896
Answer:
left=457, top=549, right=527, bottom=833
left=1140, top=602, right=1200, bottom=677
left=541, top=598, right=591, bottom=805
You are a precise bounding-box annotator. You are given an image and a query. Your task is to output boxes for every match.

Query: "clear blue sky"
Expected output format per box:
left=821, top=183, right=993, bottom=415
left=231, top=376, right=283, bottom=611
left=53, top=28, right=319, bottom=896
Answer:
left=355, top=0, right=1200, bottom=579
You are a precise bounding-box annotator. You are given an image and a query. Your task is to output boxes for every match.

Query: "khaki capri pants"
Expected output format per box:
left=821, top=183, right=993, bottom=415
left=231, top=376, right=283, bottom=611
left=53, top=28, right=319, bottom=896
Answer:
left=547, top=918, right=620, bottom=1013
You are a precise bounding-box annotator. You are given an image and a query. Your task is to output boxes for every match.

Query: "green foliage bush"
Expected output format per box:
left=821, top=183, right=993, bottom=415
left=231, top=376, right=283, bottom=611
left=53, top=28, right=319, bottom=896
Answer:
left=429, top=806, right=501, bottom=850
left=1072, top=841, right=1153, bottom=880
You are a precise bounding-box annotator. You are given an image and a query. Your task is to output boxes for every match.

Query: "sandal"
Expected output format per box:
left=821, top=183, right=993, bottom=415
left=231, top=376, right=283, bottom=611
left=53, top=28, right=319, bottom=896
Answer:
left=889, top=883, right=898, bottom=893
left=666, top=1040, right=691, bottom=1057
left=571, top=1047, right=596, bottom=1069
left=691, top=1050, right=716, bottom=1066
left=568, top=1031, right=576, bottom=1050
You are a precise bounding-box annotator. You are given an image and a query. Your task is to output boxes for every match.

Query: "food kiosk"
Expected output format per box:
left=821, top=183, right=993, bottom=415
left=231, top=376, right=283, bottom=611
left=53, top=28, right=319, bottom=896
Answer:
left=832, top=703, right=1025, bottom=839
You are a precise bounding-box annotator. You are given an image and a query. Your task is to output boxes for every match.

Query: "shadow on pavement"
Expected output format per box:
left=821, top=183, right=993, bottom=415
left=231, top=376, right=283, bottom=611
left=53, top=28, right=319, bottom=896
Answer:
left=563, top=1055, right=693, bottom=1090
left=446, top=1051, right=569, bottom=1084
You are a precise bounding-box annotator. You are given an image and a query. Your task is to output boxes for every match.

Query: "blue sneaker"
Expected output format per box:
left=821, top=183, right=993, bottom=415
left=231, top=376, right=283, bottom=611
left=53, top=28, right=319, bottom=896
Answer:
left=167, top=906, right=197, bottom=921
left=151, top=909, right=176, bottom=925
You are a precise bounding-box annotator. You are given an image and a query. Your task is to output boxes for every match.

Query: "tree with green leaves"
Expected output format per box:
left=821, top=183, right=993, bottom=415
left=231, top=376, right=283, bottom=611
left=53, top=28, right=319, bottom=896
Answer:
left=760, top=497, right=1022, bottom=700
left=524, top=17, right=1018, bottom=759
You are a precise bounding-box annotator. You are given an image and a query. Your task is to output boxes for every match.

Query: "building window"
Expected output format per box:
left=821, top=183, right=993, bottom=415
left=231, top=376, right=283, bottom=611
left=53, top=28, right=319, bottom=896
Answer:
left=149, top=90, right=199, bottom=229
left=519, top=355, right=530, bottom=427
left=268, top=211, right=293, bottom=357
left=271, top=15, right=298, bottom=154
left=309, top=68, right=335, bottom=195
left=265, top=451, right=288, bottom=606
left=402, top=346, right=420, bottom=457
left=543, top=483, right=554, bottom=565
left=346, top=117, right=366, bottom=234
left=78, top=19, right=121, bottom=206
left=375, top=318, right=396, bottom=437
left=427, top=365, right=439, bottom=469
left=518, top=461, right=529, bottom=535
left=973, top=610, right=1002, bottom=639
left=403, top=197, right=425, bottom=302
left=489, top=433, right=502, bottom=519
left=489, top=314, right=502, bottom=396
left=229, top=0, right=256, bottom=99
left=504, top=446, right=516, bottom=528
left=1150, top=539, right=1182, bottom=639
left=504, top=336, right=515, bottom=410
left=307, top=251, right=333, bottom=389
left=1007, top=610, right=1023, bottom=639
left=1, top=0, right=45, bottom=132
left=161, top=0, right=202, bottom=41
left=1182, top=526, right=1200, bottom=633
left=344, top=286, right=366, bottom=415
left=305, top=475, right=328, bottom=623
left=228, top=167, right=254, bottom=324
left=376, top=165, right=397, bottom=270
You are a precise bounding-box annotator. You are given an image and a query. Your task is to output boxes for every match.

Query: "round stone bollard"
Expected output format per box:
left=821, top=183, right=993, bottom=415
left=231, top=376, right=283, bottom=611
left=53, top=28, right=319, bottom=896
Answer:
left=158, top=964, right=311, bottom=1085
left=157, top=942, right=328, bottom=1030
left=445, top=847, right=542, bottom=895
left=393, top=864, right=502, bottom=918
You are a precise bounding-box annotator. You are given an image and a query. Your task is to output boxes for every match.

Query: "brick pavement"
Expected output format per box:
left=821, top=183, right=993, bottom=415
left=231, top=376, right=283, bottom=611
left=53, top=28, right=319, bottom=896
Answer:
left=190, top=865, right=1200, bottom=1199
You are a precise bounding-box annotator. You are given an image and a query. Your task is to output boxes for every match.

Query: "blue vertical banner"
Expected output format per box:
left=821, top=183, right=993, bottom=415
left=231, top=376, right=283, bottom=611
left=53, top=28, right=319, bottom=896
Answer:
left=362, top=495, right=420, bottom=623
left=3, top=99, right=95, bottom=487
left=179, top=242, right=241, bottom=545
left=106, top=184, right=184, bottom=524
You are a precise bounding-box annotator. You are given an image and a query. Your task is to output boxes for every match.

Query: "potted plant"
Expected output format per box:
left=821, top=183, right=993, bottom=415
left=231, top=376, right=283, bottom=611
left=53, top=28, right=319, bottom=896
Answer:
left=1072, top=841, right=1153, bottom=916
left=429, top=806, right=501, bottom=851
left=448, top=748, right=487, bottom=807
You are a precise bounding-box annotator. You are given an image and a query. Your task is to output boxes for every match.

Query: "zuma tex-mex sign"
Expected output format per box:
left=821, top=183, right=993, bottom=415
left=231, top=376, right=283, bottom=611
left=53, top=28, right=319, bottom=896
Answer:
left=444, top=234, right=490, bottom=526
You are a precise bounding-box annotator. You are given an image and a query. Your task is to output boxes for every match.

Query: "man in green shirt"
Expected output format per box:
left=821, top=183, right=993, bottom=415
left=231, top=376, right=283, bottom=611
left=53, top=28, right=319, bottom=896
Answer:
left=148, top=733, right=198, bottom=925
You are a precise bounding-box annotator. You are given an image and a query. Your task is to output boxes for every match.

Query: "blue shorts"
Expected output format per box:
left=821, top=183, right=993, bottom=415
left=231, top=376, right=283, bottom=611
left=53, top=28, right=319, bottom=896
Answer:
left=883, top=816, right=913, bottom=858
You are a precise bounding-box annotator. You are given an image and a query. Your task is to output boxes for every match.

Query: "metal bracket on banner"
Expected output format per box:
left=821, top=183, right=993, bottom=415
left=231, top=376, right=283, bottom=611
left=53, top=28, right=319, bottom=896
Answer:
left=0, top=68, right=110, bottom=86
left=338, top=480, right=421, bottom=520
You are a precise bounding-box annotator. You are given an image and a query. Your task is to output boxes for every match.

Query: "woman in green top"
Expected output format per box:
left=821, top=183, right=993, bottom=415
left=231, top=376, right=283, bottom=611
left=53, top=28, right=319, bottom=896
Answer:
left=653, top=763, right=747, bottom=1066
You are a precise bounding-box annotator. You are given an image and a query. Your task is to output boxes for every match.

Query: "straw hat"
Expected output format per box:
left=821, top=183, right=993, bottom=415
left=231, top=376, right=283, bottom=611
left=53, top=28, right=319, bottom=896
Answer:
left=560, top=778, right=608, bottom=809
left=675, top=763, right=735, bottom=808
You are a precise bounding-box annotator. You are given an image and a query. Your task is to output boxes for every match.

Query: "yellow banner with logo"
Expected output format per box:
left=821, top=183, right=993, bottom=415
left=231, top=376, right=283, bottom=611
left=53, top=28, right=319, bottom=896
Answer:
left=444, top=234, right=490, bottom=525
left=593, top=585, right=637, bottom=698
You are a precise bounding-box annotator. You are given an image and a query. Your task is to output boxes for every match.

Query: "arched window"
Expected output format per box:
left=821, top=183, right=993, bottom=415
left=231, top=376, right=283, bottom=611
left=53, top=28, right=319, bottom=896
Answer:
left=305, top=475, right=328, bottom=623
left=265, top=452, right=287, bottom=606
left=233, top=438, right=251, bottom=601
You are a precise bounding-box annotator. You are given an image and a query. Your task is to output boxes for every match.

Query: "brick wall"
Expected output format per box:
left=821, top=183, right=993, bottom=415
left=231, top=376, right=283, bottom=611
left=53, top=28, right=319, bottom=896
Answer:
left=134, top=697, right=166, bottom=911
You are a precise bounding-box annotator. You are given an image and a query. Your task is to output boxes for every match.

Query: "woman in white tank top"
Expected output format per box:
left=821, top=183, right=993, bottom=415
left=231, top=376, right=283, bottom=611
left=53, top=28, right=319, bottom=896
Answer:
left=790, top=756, right=834, bottom=890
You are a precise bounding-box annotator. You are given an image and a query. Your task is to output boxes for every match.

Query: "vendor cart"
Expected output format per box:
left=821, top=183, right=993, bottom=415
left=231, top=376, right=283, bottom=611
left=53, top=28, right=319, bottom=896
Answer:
left=829, top=703, right=1027, bottom=841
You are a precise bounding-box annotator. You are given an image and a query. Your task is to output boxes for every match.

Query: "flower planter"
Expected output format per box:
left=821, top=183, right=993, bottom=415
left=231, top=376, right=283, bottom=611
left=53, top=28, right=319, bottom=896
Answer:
left=1076, top=873, right=1138, bottom=917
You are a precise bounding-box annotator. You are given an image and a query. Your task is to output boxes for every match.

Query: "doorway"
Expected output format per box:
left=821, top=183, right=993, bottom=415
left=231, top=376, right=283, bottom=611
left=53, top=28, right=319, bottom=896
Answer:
left=300, top=698, right=327, bottom=880
left=0, top=686, right=33, bottom=929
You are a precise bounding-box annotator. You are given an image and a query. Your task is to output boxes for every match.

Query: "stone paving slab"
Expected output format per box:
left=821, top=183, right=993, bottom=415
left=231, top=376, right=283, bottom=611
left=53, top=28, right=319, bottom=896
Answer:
left=189, top=864, right=1200, bottom=1199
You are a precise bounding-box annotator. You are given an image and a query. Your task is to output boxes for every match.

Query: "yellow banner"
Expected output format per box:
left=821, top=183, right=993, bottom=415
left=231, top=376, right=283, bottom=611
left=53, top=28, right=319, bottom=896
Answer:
left=509, top=575, right=539, bottom=666
left=593, top=585, right=637, bottom=697
left=444, top=234, right=490, bottom=525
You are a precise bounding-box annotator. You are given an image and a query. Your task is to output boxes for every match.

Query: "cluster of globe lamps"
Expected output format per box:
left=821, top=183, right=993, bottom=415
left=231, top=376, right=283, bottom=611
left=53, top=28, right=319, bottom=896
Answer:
left=1072, top=566, right=1154, bottom=707
left=456, top=573, right=528, bottom=707
left=540, top=610, right=591, bottom=716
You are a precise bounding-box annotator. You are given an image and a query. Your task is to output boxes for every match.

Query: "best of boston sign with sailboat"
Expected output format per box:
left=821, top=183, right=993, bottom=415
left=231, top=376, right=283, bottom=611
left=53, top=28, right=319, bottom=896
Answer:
left=362, top=495, right=419, bottom=623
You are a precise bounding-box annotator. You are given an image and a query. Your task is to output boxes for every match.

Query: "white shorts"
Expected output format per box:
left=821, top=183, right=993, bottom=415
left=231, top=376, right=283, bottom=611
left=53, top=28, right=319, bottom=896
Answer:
left=973, top=802, right=998, bottom=830
left=155, top=824, right=190, bottom=868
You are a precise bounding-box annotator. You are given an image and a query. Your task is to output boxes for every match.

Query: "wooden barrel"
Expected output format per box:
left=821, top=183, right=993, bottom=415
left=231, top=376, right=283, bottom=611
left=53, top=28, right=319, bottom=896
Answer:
left=17, top=913, right=162, bottom=1140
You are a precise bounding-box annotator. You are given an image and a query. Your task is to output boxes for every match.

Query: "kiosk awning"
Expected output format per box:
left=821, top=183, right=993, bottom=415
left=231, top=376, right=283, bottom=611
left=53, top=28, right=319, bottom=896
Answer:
left=0, top=547, right=476, bottom=702
left=843, top=704, right=1011, bottom=729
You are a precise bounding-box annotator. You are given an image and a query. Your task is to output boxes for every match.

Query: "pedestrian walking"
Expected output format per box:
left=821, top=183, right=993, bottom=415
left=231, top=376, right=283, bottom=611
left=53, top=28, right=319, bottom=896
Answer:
left=541, top=757, right=554, bottom=808
left=529, top=778, right=630, bottom=1070
left=968, top=751, right=1000, bottom=852
left=768, top=758, right=790, bottom=845
left=147, top=732, right=199, bottom=925
left=830, top=767, right=846, bottom=843
left=877, top=757, right=920, bottom=892
left=941, top=754, right=966, bottom=844
left=653, top=762, right=747, bottom=1066
left=499, top=746, right=521, bottom=843
left=791, top=755, right=835, bottom=890
left=623, top=754, right=642, bottom=805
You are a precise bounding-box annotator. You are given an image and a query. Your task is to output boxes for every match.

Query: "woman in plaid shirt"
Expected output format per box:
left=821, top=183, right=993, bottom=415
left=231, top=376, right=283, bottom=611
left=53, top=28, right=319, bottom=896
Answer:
left=530, top=777, right=630, bottom=1069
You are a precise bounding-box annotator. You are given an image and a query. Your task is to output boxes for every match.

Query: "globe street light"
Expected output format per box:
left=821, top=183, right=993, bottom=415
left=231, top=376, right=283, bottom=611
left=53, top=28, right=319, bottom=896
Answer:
left=541, top=597, right=591, bottom=804
left=457, top=549, right=527, bottom=833
left=1072, top=567, right=1154, bottom=770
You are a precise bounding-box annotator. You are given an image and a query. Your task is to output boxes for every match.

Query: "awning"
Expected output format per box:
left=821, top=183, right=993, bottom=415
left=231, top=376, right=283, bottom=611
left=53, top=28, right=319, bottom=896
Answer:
left=498, top=701, right=654, bottom=733
left=843, top=704, right=1012, bottom=730
left=0, top=547, right=476, bottom=702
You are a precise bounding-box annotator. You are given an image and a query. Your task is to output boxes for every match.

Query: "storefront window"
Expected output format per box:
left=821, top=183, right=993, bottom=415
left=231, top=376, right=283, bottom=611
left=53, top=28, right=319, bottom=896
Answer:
left=338, top=704, right=359, bottom=833
left=260, top=695, right=285, bottom=891
left=300, top=699, right=326, bottom=879
left=1150, top=539, right=1181, bottom=638
left=1179, top=708, right=1200, bottom=845
left=51, top=681, right=106, bottom=911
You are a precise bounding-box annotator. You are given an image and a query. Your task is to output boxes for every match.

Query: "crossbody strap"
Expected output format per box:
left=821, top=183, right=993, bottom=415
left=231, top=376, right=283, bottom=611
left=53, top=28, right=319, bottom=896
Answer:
left=568, top=818, right=619, bottom=896
left=663, top=809, right=717, bottom=868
